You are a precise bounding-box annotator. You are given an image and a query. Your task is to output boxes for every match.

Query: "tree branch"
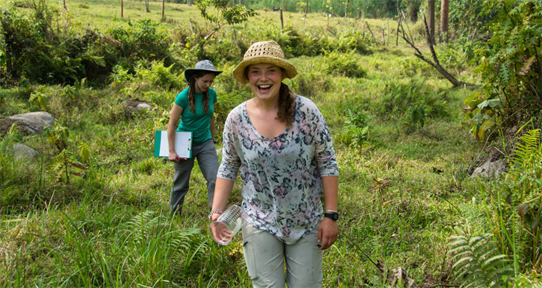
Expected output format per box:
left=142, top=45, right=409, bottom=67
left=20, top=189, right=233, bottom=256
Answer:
left=399, top=15, right=476, bottom=88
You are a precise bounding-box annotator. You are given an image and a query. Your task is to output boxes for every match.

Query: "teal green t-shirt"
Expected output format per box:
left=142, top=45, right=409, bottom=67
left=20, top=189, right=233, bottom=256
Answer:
left=174, top=87, right=217, bottom=144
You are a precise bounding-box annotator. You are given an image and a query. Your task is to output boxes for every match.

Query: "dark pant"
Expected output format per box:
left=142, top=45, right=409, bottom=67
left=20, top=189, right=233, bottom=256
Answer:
left=170, top=139, right=218, bottom=215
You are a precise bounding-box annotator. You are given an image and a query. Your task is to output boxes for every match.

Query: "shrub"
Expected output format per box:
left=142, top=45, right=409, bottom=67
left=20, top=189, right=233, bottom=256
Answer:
left=378, top=79, right=450, bottom=120
left=465, top=1, right=542, bottom=140
left=133, top=60, right=184, bottom=92
left=323, top=50, right=366, bottom=78
left=106, top=19, right=173, bottom=70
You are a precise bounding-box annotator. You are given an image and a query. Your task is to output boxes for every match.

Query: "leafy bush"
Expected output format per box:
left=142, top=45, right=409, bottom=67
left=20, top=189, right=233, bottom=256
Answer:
left=107, top=19, right=173, bottom=70
left=133, top=60, right=184, bottom=92
left=398, top=57, right=434, bottom=77
left=342, top=107, right=372, bottom=150
left=464, top=1, right=542, bottom=140
left=378, top=79, right=450, bottom=120
left=499, top=129, right=542, bottom=269
left=287, top=66, right=331, bottom=97
left=324, top=50, right=366, bottom=78
left=0, top=0, right=181, bottom=86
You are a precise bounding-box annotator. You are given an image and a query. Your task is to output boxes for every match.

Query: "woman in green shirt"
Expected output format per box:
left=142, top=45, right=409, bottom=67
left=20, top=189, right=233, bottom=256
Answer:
left=167, top=60, right=222, bottom=215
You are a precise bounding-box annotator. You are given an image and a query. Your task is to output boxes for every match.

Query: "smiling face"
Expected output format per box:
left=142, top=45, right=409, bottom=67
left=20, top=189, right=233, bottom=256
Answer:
left=194, top=73, right=216, bottom=93
left=247, top=63, right=285, bottom=102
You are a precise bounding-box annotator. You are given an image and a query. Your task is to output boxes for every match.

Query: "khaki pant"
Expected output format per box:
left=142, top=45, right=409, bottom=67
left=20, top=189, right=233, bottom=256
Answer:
left=242, top=221, right=323, bottom=288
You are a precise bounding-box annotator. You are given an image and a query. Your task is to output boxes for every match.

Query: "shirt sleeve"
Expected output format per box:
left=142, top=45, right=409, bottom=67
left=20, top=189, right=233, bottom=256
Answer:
left=312, top=105, right=339, bottom=177
left=210, top=88, right=217, bottom=103
left=174, top=88, right=189, bottom=109
left=217, top=109, right=242, bottom=181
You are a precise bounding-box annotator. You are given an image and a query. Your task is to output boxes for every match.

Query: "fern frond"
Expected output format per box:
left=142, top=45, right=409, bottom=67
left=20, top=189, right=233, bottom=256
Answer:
left=509, top=129, right=541, bottom=170
left=449, top=233, right=513, bottom=288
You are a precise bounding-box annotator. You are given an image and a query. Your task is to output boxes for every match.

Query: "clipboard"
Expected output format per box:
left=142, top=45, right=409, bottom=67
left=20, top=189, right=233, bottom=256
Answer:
left=154, top=130, right=192, bottom=158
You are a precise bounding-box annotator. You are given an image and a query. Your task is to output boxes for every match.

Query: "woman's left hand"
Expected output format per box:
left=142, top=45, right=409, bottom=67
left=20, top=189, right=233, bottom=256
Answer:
left=318, top=218, right=338, bottom=250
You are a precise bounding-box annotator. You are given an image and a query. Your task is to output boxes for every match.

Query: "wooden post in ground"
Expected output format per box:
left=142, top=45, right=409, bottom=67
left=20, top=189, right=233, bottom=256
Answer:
left=161, top=0, right=165, bottom=21
left=365, top=21, right=376, bottom=44
left=387, top=18, right=389, bottom=46
left=395, top=16, right=401, bottom=46
left=382, top=24, right=385, bottom=45
left=280, top=8, right=284, bottom=32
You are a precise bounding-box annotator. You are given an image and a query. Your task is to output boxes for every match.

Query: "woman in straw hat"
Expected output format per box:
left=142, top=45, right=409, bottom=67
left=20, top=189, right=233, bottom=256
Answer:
left=167, top=60, right=222, bottom=216
left=210, top=41, right=339, bottom=287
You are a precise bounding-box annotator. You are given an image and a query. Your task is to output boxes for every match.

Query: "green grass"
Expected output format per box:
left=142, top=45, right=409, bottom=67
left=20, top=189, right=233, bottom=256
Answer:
left=0, top=0, right=508, bottom=287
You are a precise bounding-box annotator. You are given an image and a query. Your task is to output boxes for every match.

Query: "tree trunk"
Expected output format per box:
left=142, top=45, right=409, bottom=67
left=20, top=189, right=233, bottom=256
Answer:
left=305, top=0, right=309, bottom=17
left=440, top=0, right=449, bottom=42
left=188, top=0, right=192, bottom=6
left=427, top=0, right=435, bottom=45
left=145, top=0, right=150, bottom=12
left=121, top=0, right=123, bottom=18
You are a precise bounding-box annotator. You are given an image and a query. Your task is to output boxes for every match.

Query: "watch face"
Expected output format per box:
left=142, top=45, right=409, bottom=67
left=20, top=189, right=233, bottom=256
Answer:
left=325, top=212, right=339, bottom=221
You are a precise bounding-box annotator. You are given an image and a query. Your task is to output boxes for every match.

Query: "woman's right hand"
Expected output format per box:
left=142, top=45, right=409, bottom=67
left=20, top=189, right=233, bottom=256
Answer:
left=210, top=221, right=233, bottom=244
left=168, top=151, right=186, bottom=162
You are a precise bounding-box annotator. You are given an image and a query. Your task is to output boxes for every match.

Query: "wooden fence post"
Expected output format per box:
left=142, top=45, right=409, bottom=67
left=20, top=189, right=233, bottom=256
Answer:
left=280, top=8, right=284, bottom=32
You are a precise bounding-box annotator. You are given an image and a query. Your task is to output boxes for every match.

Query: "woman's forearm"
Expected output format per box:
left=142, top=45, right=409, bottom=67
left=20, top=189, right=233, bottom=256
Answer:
left=212, top=177, right=235, bottom=212
left=322, top=176, right=339, bottom=212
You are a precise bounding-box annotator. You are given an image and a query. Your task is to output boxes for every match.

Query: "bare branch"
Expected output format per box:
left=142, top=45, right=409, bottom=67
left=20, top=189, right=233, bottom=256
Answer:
left=399, top=15, right=476, bottom=88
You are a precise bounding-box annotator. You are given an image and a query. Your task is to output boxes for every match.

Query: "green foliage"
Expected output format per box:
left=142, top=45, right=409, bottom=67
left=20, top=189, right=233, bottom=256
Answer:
left=345, top=107, right=371, bottom=150
left=0, top=0, right=177, bottom=86
left=324, top=50, right=366, bottom=78
left=107, top=19, right=173, bottom=69
left=447, top=0, right=493, bottom=40
left=195, top=0, right=256, bottom=58
left=450, top=232, right=513, bottom=287
left=468, top=0, right=542, bottom=140
left=501, top=129, right=542, bottom=268
left=408, top=105, right=425, bottom=130
left=246, top=0, right=400, bottom=18
left=28, top=85, right=50, bottom=111
left=436, top=38, right=480, bottom=72
left=198, top=0, right=256, bottom=25
left=290, top=69, right=331, bottom=97
left=379, top=79, right=450, bottom=120
left=462, top=92, right=503, bottom=140
left=0, top=125, right=25, bottom=190
left=136, top=158, right=156, bottom=175
left=133, top=60, right=183, bottom=91
left=404, top=0, right=422, bottom=22
left=398, top=57, right=434, bottom=77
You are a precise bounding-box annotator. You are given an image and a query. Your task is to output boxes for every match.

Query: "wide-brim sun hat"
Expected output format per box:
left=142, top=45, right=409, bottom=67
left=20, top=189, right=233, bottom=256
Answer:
left=233, top=40, right=297, bottom=85
left=184, top=60, right=222, bottom=82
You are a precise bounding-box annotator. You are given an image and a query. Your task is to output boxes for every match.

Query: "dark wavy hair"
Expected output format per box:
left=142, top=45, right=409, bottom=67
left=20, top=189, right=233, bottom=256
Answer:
left=188, top=71, right=215, bottom=114
left=277, top=82, right=295, bottom=127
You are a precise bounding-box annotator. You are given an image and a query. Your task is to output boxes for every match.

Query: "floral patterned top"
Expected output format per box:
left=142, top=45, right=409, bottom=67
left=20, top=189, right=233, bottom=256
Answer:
left=217, top=95, right=339, bottom=244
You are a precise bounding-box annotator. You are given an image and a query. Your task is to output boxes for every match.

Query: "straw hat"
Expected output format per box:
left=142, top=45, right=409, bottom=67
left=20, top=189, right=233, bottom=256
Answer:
left=184, top=60, right=222, bottom=82
left=233, top=40, right=297, bottom=85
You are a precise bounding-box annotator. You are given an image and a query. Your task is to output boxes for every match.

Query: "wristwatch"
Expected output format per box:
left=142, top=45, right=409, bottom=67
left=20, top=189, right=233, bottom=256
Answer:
left=324, top=212, right=339, bottom=221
